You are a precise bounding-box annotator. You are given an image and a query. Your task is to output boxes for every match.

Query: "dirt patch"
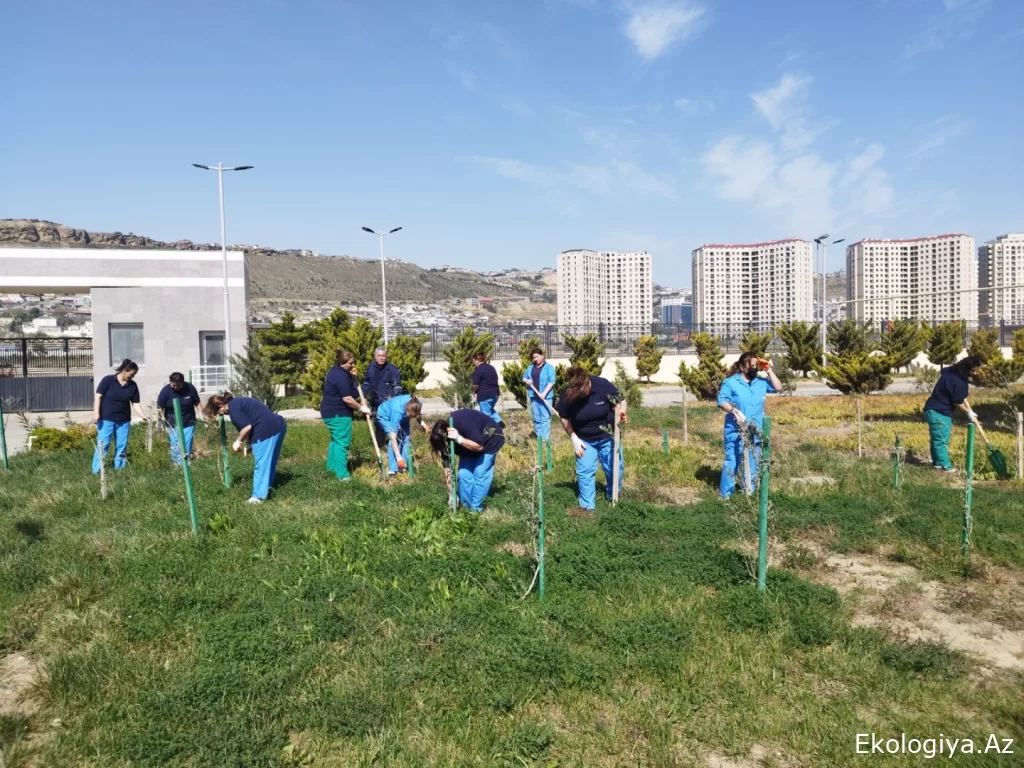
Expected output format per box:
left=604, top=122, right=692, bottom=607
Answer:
left=815, top=554, right=1024, bottom=671
left=496, top=541, right=529, bottom=558
left=788, top=475, right=836, bottom=486
left=657, top=486, right=703, bottom=506
left=566, top=507, right=596, bottom=519
left=0, top=652, right=40, bottom=717
left=706, top=744, right=795, bottom=767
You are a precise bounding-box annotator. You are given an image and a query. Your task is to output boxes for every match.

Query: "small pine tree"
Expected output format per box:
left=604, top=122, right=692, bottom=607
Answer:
left=776, top=321, right=822, bottom=378
left=880, top=319, right=925, bottom=373
left=821, top=352, right=893, bottom=394
left=307, top=308, right=351, bottom=344
left=926, top=321, right=964, bottom=369
left=229, top=339, right=280, bottom=412
left=677, top=333, right=727, bottom=400
left=300, top=317, right=383, bottom=409
left=563, top=332, right=606, bottom=375
left=257, top=312, right=310, bottom=394
left=977, top=329, right=1024, bottom=387
left=739, top=329, right=773, bottom=358
left=827, top=319, right=872, bottom=355
left=633, top=335, right=663, bottom=382
left=441, top=327, right=496, bottom=407
left=769, top=354, right=796, bottom=395
left=967, top=328, right=1000, bottom=364
left=613, top=361, right=643, bottom=408
left=387, top=334, right=429, bottom=395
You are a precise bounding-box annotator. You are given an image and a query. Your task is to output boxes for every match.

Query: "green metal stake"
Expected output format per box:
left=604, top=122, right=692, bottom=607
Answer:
left=962, top=423, right=976, bottom=559
left=662, top=427, right=669, bottom=455
left=448, top=416, right=457, bottom=513
left=545, top=439, right=553, bottom=472
left=0, top=397, right=9, bottom=471
left=172, top=399, right=200, bottom=535
left=406, top=436, right=415, bottom=478
left=536, top=437, right=546, bottom=603
left=756, top=418, right=773, bottom=592
left=217, top=389, right=231, bottom=488
left=892, top=435, right=902, bottom=490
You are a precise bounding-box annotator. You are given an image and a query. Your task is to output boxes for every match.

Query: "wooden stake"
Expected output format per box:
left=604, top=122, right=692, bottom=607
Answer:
left=146, top=404, right=154, bottom=454
left=356, top=381, right=386, bottom=479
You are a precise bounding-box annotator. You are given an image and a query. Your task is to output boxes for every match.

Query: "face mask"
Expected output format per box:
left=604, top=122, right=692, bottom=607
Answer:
left=743, top=368, right=757, bottom=380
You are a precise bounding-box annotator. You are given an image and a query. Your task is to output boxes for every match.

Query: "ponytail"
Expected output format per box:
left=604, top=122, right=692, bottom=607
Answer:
left=116, top=358, right=139, bottom=374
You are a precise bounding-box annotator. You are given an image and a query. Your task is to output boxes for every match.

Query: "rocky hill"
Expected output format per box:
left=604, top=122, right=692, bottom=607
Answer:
left=0, top=219, right=538, bottom=303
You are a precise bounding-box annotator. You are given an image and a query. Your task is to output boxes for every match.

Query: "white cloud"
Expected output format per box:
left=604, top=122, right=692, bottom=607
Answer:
left=910, top=117, right=970, bottom=160
left=469, top=156, right=558, bottom=185
left=750, top=73, right=817, bottom=150
left=614, top=162, right=675, bottom=198
left=904, top=0, right=992, bottom=58
left=623, top=2, right=707, bottom=61
left=570, top=165, right=613, bottom=195
left=673, top=97, right=714, bottom=114
left=469, top=155, right=673, bottom=199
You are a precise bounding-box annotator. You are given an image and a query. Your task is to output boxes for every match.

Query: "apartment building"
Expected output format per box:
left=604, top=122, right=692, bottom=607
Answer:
left=556, top=249, right=653, bottom=332
left=660, top=297, right=694, bottom=327
left=845, top=234, right=977, bottom=324
left=979, top=234, right=1024, bottom=324
left=691, top=239, right=813, bottom=330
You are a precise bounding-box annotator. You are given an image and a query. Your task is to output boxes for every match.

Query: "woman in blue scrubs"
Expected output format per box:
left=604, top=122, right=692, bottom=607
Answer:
left=205, top=393, right=286, bottom=504
left=427, top=408, right=505, bottom=512
left=92, top=359, right=147, bottom=473
left=376, top=392, right=422, bottom=475
left=521, top=346, right=555, bottom=444
left=716, top=353, right=782, bottom=499
left=156, top=371, right=203, bottom=465
left=555, top=365, right=625, bottom=513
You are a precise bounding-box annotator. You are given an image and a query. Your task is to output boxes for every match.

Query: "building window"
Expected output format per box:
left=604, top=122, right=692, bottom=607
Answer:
left=109, top=323, right=144, bottom=366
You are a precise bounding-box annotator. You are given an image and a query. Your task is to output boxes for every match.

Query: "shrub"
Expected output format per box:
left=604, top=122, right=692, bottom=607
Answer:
left=301, top=316, right=381, bottom=409
left=441, top=327, right=495, bottom=408
left=926, top=321, right=964, bottom=369
left=769, top=354, right=796, bottom=395
left=739, top=329, right=773, bottom=358
left=230, top=339, right=280, bottom=412
left=776, top=321, right=821, bottom=378
left=563, top=332, right=606, bottom=375
left=909, top=362, right=939, bottom=393
left=880, top=319, right=925, bottom=373
left=612, top=361, right=643, bottom=408
left=967, top=328, right=1000, bottom=364
left=501, top=337, right=542, bottom=409
left=821, top=351, right=894, bottom=395
left=678, top=333, right=727, bottom=400
left=827, top=319, right=873, bottom=355
left=633, top=335, right=662, bottom=382
left=29, top=424, right=95, bottom=452
left=977, top=331, right=1024, bottom=387
left=387, top=334, right=429, bottom=395
left=257, top=312, right=310, bottom=394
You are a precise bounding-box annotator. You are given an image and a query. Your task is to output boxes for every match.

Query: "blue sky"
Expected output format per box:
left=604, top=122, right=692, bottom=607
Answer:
left=3, top=0, right=1021, bottom=288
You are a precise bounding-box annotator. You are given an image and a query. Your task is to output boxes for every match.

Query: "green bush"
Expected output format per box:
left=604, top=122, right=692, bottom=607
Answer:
left=29, top=424, right=95, bottom=452
left=612, top=361, right=643, bottom=408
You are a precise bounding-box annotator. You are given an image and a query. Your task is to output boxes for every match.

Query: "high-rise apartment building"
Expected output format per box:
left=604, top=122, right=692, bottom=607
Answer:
left=979, top=234, right=1024, bottom=324
left=691, top=239, right=813, bottom=330
left=660, top=297, right=693, bottom=327
left=557, top=249, right=652, bottom=330
left=844, top=234, right=977, bottom=324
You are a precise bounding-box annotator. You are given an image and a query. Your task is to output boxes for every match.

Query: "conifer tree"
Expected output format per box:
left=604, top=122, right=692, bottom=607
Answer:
left=677, top=333, right=727, bottom=400
left=776, top=321, right=822, bottom=378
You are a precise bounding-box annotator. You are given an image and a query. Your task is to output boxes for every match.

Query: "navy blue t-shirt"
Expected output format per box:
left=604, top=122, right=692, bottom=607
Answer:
left=97, top=374, right=140, bottom=424
left=321, top=365, right=359, bottom=419
left=471, top=363, right=500, bottom=401
left=924, top=368, right=970, bottom=417
left=555, top=376, right=620, bottom=442
left=530, top=364, right=542, bottom=392
left=228, top=396, right=286, bottom=443
left=452, top=408, right=505, bottom=456
left=157, top=383, right=201, bottom=428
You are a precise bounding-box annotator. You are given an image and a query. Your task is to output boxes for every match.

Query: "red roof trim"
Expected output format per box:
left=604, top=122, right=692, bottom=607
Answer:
left=695, top=238, right=808, bottom=250
left=846, top=233, right=969, bottom=247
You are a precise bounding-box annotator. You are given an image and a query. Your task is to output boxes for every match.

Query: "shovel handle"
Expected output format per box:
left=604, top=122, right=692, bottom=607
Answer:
left=963, top=400, right=990, bottom=444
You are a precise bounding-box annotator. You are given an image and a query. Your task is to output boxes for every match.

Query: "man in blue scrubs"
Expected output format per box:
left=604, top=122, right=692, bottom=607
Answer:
left=157, top=372, right=203, bottom=466
left=716, top=352, right=782, bottom=499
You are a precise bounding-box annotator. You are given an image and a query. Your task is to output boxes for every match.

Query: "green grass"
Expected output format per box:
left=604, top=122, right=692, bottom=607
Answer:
left=1, top=400, right=1022, bottom=766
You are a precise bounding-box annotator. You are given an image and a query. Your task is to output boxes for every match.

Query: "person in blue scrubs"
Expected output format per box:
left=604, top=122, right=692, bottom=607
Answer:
left=376, top=392, right=422, bottom=475
left=521, top=346, right=555, bottom=444
left=471, top=352, right=504, bottom=427
left=92, top=359, right=147, bottom=473
left=556, top=366, right=626, bottom=513
left=156, top=371, right=203, bottom=466
left=205, top=393, right=287, bottom=504
left=716, top=352, right=783, bottom=499
left=427, top=408, right=505, bottom=512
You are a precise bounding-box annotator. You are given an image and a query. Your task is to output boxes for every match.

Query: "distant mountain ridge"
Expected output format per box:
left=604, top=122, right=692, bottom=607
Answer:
left=0, top=219, right=538, bottom=303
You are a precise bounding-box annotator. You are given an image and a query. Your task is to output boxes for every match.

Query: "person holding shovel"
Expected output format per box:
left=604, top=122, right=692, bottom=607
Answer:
left=157, top=371, right=204, bottom=466
left=321, top=348, right=369, bottom=482
left=205, top=393, right=286, bottom=504
left=522, top=346, right=555, bottom=441
left=376, top=392, right=422, bottom=476
left=717, top=352, right=782, bottom=499
left=556, top=365, right=626, bottom=514
left=426, top=409, right=505, bottom=512
left=923, top=355, right=982, bottom=473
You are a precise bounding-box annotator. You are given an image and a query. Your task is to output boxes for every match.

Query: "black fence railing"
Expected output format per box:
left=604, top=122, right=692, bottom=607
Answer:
left=0, top=338, right=93, bottom=377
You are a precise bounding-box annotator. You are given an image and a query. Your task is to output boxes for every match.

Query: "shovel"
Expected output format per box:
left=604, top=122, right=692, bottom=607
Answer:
left=964, top=401, right=1010, bottom=479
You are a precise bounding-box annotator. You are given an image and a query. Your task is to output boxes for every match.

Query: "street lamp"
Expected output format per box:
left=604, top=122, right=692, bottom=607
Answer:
left=361, top=226, right=403, bottom=343
left=814, top=234, right=844, bottom=367
left=192, top=163, right=253, bottom=379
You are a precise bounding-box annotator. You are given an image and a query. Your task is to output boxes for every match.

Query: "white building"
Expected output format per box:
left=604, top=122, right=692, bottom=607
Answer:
left=691, top=239, right=813, bottom=330
left=845, top=234, right=977, bottom=324
left=557, top=249, right=653, bottom=331
left=979, top=234, right=1024, bottom=324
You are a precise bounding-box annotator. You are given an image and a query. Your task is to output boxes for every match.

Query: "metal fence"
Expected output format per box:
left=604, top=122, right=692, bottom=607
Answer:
left=0, top=338, right=93, bottom=377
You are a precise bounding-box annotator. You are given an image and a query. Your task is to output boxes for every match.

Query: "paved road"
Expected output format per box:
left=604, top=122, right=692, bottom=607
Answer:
left=3, top=378, right=924, bottom=455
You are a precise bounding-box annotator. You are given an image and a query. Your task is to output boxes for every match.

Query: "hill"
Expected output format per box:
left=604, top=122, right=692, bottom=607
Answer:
left=0, top=219, right=538, bottom=303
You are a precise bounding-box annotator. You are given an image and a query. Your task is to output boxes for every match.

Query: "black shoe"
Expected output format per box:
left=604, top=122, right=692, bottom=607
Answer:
left=498, top=420, right=506, bottom=429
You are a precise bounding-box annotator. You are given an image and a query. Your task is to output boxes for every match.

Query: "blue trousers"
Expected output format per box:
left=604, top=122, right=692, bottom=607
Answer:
left=457, top=452, right=496, bottom=512
left=386, top=426, right=410, bottom=473
left=575, top=436, right=624, bottom=509
left=92, top=420, right=130, bottom=473
left=531, top=400, right=552, bottom=439
left=168, top=425, right=195, bottom=466
left=478, top=397, right=501, bottom=424
left=250, top=426, right=286, bottom=500
left=720, top=431, right=761, bottom=498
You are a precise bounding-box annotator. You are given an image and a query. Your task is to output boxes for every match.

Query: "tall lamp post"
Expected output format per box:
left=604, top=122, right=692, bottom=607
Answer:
left=814, top=234, right=845, bottom=367
left=192, top=163, right=253, bottom=378
left=361, top=226, right=402, bottom=343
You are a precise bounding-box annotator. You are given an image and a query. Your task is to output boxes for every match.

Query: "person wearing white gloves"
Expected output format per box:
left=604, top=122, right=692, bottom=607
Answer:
left=321, top=348, right=367, bottom=481
left=205, top=393, right=286, bottom=504
left=426, top=409, right=505, bottom=512
left=923, top=355, right=982, bottom=473
left=555, top=365, right=626, bottom=515
left=716, top=352, right=782, bottom=499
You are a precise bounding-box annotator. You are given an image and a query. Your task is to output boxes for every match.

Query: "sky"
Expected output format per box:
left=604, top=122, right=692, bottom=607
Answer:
left=3, top=0, right=1022, bottom=288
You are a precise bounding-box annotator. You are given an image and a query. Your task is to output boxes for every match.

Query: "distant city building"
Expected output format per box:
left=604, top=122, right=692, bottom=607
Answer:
left=557, top=249, right=653, bottom=331
left=660, top=297, right=693, bottom=327
left=464, top=296, right=494, bottom=309
left=979, top=233, right=1024, bottom=324
left=845, top=234, right=977, bottom=325
left=691, top=239, right=813, bottom=329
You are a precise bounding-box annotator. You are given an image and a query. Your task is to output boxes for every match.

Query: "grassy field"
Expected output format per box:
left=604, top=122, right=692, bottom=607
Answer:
left=1, top=390, right=1023, bottom=767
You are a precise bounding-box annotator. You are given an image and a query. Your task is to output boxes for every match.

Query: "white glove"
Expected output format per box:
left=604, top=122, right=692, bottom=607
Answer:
left=447, top=427, right=463, bottom=444
left=571, top=434, right=585, bottom=457
left=732, top=410, right=747, bottom=428
left=967, top=411, right=978, bottom=423
left=232, top=439, right=243, bottom=452
left=360, top=405, right=371, bottom=415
